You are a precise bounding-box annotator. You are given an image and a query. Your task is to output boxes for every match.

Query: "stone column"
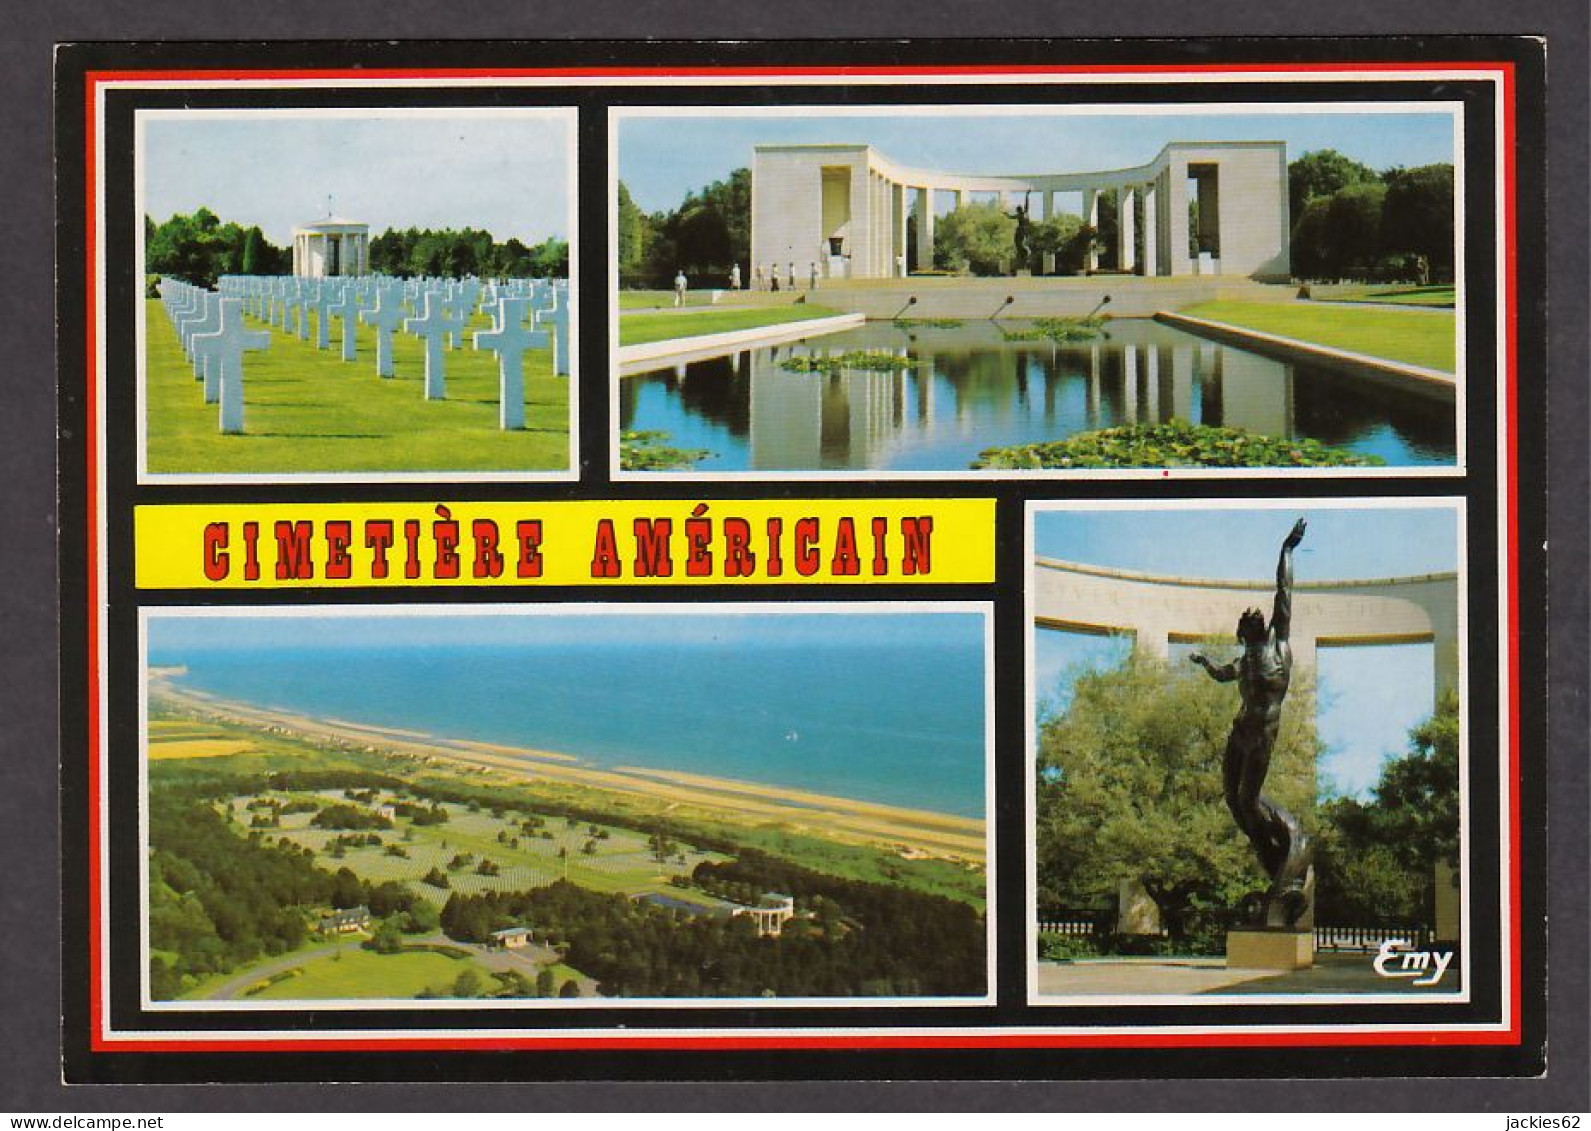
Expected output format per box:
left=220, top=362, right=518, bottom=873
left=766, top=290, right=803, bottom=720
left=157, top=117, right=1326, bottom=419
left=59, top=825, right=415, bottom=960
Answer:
left=894, top=181, right=908, bottom=277
left=1143, top=181, right=1159, bottom=276
left=915, top=187, right=936, bottom=271
left=1040, top=189, right=1056, bottom=275
left=1166, top=160, right=1191, bottom=277
left=1118, top=187, right=1137, bottom=272
left=1083, top=187, right=1100, bottom=272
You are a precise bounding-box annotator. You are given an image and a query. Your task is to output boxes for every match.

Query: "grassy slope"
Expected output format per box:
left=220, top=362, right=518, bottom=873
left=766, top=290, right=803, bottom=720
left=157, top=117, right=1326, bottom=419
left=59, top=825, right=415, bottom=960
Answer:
left=1178, top=300, right=1456, bottom=373
left=619, top=304, right=840, bottom=347
left=1310, top=284, right=1456, bottom=307
left=145, top=297, right=569, bottom=473
left=249, top=947, right=485, bottom=1000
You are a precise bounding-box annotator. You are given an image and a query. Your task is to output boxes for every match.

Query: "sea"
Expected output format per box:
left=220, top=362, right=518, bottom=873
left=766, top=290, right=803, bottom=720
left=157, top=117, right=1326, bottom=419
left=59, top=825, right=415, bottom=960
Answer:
left=151, top=639, right=988, bottom=818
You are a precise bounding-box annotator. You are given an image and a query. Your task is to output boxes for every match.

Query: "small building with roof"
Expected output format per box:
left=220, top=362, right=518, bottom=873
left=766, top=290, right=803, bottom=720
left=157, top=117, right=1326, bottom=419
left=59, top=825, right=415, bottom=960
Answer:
left=292, top=215, right=371, bottom=278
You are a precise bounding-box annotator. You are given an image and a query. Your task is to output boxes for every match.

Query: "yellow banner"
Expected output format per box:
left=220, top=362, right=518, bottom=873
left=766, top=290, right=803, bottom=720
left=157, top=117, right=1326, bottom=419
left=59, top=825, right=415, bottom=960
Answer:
left=134, top=499, right=995, bottom=589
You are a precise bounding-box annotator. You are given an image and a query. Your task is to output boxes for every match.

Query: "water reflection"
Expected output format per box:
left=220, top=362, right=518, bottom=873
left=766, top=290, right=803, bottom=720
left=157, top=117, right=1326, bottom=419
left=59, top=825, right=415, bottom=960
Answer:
left=618, top=319, right=1456, bottom=472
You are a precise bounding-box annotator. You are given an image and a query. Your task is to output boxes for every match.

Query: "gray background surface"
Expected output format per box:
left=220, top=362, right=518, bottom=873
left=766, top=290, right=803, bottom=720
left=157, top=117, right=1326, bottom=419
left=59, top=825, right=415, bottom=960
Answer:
left=5, top=1, right=1585, bottom=1111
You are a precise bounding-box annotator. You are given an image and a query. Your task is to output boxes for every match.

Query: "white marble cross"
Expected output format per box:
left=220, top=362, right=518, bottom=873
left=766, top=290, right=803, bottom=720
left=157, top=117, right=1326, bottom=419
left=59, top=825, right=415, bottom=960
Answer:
left=191, top=298, right=270, bottom=432
left=405, top=290, right=466, bottom=400
left=473, top=297, right=549, bottom=430
left=181, top=293, right=221, bottom=383
left=360, top=286, right=408, bottom=378
left=326, top=285, right=367, bottom=363
left=308, top=281, right=334, bottom=351
left=535, top=299, right=572, bottom=377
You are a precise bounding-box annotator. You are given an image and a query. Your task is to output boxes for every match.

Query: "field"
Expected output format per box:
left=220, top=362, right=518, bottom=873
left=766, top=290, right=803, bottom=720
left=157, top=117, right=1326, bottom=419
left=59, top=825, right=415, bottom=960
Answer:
left=619, top=305, right=841, bottom=348
left=144, top=297, right=570, bottom=474
left=247, top=947, right=487, bottom=1001
left=252, top=790, right=728, bottom=900
left=1178, top=300, right=1456, bottom=373
left=1307, top=283, right=1457, bottom=307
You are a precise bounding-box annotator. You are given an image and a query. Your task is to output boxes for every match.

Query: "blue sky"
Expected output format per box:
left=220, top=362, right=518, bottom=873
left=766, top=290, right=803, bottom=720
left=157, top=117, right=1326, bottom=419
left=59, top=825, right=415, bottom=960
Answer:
left=1032, top=506, right=1457, bottom=799
left=142, top=113, right=572, bottom=245
left=617, top=109, right=1456, bottom=213
left=147, top=610, right=984, bottom=655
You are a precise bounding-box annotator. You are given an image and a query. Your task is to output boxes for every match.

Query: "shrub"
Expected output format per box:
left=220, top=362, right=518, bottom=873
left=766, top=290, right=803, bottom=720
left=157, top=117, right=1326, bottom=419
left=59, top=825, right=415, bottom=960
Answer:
left=973, top=421, right=1385, bottom=470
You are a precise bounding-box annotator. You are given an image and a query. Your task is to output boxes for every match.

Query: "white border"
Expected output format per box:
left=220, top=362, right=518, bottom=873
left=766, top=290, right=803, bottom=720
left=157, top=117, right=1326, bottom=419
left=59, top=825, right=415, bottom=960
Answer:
left=132, top=105, right=581, bottom=485
left=607, top=98, right=1469, bottom=483
left=137, top=601, right=998, bottom=1013
left=1021, top=496, right=1481, bottom=1008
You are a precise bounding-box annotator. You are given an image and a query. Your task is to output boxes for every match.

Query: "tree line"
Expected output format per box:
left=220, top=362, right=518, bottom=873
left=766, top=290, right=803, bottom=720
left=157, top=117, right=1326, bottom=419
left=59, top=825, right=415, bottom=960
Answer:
left=1288, top=150, right=1455, bottom=283
left=145, top=208, right=567, bottom=288
left=438, top=848, right=986, bottom=998
left=1034, top=652, right=1461, bottom=953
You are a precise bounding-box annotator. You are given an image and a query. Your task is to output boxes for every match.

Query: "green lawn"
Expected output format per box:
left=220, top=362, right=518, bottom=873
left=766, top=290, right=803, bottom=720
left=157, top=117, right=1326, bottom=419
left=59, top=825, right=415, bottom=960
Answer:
left=620, top=305, right=841, bottom=348
left=1310, top=284, right=1456, bottom=307
left=250, top=946, right=486, bottom=1000
left=145, top=297, right=570, bottom=474
left=1178, top=300, right=1456, bottom=373
left=266, top=792, right=726, bottom=901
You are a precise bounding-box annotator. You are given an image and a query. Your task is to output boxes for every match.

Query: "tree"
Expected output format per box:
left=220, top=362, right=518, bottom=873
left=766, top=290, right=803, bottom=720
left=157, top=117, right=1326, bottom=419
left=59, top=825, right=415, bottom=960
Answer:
left=1028, top=213, right=1090, bottom=275
left=558, top=979, right=580, bottom=999
left=451, top=969, right=483, bottom=998
left=1323, top=181, right=1388, bottom=279
left=1288, top=149, right=1378, bottom=220
left=1034, top=651, right=1319, bottom=940
left=1314, top=691, right=1460, bottom=924
left=1381, top=164, right=1455, bottom=283
left=933, top=201, right=1017, bottom=276
left=535, top=968, right=556, bottom=998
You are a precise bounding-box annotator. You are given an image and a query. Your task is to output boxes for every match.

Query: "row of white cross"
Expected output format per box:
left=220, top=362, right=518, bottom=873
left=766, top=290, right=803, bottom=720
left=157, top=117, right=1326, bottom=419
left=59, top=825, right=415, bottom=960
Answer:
left=158, top=273, right=570, bottom=434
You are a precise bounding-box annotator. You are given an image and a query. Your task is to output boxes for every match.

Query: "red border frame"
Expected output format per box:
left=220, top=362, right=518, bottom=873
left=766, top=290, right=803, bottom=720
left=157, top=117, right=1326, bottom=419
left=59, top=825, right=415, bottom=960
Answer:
left=82, top=59, right=1521, bottom=1055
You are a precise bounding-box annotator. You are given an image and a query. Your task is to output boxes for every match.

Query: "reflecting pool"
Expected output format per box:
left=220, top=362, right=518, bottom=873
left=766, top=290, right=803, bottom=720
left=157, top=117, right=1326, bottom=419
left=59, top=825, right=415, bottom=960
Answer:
left=618, top=319, right=1456, bottom=472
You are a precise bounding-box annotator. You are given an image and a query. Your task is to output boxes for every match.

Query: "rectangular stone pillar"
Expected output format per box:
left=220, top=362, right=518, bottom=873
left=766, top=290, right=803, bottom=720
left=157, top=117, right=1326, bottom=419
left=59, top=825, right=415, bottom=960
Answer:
left=894, top=181, right=908, bottom=277
left=1040, top=189, right=1055, bottom=275
left=1143, top=181, right=1159, bottom=276
left=1166, top=160, right=1191, bottom=276
left=1083, top=187, right=1100, bottom=272
left=914, top=187, right=935, bottom=272
left=1118, top=187, right=1137, bottom=272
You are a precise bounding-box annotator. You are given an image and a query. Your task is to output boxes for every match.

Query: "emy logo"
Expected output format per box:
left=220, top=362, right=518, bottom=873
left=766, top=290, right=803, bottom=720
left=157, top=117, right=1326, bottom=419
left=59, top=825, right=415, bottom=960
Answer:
left=1372, top=938, right=1456, bottom=986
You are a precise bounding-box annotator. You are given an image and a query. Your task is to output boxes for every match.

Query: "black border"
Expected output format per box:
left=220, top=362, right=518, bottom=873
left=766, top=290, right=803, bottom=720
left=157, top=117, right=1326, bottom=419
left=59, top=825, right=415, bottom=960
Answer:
left=50, top=35, right=1555, bottom=1092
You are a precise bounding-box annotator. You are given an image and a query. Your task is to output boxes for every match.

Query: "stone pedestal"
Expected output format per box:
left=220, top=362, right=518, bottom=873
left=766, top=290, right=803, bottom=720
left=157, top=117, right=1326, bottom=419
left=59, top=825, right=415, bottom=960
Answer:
left=1014, top=268, right=1033, bottom=277
left=1226, top=929, right=1314, bottom=971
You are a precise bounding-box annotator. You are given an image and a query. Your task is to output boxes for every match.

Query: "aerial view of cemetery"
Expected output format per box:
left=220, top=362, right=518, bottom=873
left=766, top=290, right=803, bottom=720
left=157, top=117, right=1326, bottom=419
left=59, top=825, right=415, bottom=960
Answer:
left=143, top=610, right=989, bottom=1004
left=613, top=107, right=1459, bottom=474
left=139, top=111, right=574, bottom=476
left=1029, top=504, right=1463, bottom=997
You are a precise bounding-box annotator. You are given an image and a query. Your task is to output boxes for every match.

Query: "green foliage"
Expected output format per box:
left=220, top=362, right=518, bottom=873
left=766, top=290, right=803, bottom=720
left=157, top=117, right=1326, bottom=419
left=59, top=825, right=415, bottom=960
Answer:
left=146, top=210, right=289, bottom=288
left=891, top=317, right=965, bottom=330
left=1288, top=149, right=1379, bottom=221
left=973, top=420, right=1386, bottom=470
left=617, top=169, right=750, bottom=282
left=1287, top=151, right=1455, bottom=283
left=998, top=316, right=1107, bottom=344
left=779, top=351, right=916, bottom=375
left=367, top=226, right=566, bottom=279
left=310, top=804, right=393, bottom=831
left=1027, top=213, right=1096, bottom=275
left=618, top=430, right=711, bottom=472
left=933, top=201, right=1017, bottom=275
left=1034, top=652, right=1321, bottom=939
left=1315, top=692, right=1460, bottom=924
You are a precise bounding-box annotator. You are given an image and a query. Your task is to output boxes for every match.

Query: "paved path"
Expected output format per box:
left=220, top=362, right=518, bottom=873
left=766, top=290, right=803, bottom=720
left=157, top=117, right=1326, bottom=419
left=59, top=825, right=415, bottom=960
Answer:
left=204, top=938, right=362, bottom=1000
left=1036, top=953, right=1462, bottom=997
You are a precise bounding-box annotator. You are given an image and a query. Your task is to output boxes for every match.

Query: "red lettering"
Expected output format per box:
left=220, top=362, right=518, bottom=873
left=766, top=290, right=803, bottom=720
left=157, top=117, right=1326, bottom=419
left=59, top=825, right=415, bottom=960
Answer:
left=590, top=519, right=621, bottom=578
left=471, top=519, right=503, bottom=579
left=830, top=517, right=860, bottom=576
left=685, top=517, right=713, bottom=577
left=901, top=516, right=933, bottom=576
left=764, top=517, right=784, bottom=577
left=364, top=520, right=393, bottom=580
left=403, top=520, right=421, bottom=580
left=324, top=520, right=352, bottom=580
left=516, top=520, right=543, bottom=578
left=632, top=518, right=673, bottom=578
left=723, top=518, right=755, bottom=577
left=241, top=521, right=260, bottom=581
left=273, top=521, right=314, bottom=580
left=202, top=523, right=229, bottom=581
left=794, top=517, right=820, bottom=577
left=871, top=516, right=889, bottom=576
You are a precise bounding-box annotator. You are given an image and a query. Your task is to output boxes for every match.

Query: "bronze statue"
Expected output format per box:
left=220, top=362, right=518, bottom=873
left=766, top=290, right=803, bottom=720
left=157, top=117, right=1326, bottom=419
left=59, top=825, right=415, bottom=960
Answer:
left=1007, top=191, right=1033, bottom=272
left=1190, top=518, right=1313, bottom=929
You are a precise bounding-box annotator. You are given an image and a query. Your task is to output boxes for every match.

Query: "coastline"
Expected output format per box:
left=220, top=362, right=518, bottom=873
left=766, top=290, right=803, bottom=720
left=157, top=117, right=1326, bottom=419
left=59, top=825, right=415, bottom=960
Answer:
left=149, top=674, right=986, bottom=864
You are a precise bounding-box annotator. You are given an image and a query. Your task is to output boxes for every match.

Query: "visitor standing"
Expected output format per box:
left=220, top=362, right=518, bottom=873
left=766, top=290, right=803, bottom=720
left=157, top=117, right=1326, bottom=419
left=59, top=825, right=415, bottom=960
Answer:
left=809, top=262, right=819, bottom=290
left=730, top=263, right=742, bottom=290
left=673, top=269, right=687, bottom=307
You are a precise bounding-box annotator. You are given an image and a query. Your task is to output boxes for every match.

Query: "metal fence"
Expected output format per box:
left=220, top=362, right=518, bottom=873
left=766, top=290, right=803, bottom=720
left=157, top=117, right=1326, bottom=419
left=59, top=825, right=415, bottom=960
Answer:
left=1036, top=910, right=1114, bottom=938
left=1313, top=924, right=1434, bottom=952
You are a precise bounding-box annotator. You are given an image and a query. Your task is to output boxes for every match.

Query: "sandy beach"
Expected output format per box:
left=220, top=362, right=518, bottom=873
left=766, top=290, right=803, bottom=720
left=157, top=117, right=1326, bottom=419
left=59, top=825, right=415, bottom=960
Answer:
left=149, top=674, right=987, bottom=864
